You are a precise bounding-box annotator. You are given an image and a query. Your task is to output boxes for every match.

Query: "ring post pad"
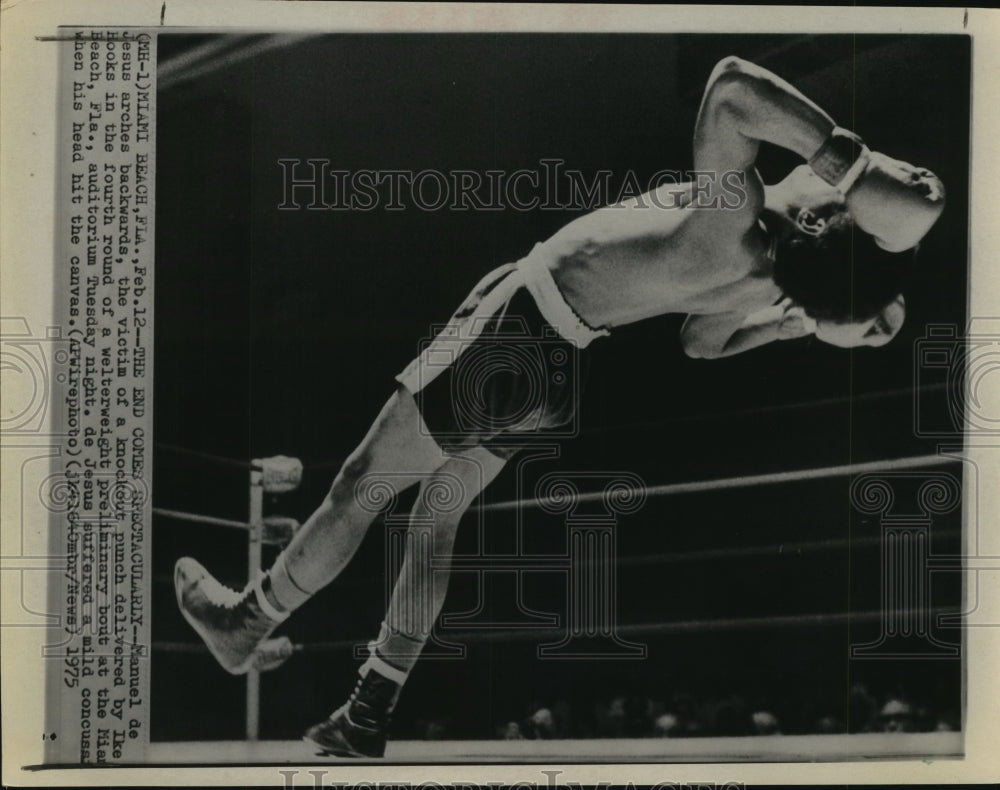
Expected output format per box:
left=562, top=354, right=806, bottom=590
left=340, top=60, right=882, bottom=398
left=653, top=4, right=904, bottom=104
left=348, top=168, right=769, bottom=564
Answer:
left=257, top=455, right=303, bottom=493
left=262, top=515, right=300, bottom=545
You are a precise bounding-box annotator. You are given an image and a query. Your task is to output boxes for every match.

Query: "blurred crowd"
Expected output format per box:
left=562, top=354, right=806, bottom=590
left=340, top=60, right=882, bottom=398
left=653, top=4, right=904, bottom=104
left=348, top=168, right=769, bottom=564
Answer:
left=410, top=681, right=959, bottom=741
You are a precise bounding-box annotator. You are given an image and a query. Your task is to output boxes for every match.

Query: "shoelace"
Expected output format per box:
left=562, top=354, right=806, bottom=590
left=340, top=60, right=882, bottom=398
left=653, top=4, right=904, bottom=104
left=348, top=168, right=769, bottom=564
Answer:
left=347, top=676, right=365, bottom=706
left=197, top=572, right=247, bottom=610
left=348, top=677, right=396, bottom=729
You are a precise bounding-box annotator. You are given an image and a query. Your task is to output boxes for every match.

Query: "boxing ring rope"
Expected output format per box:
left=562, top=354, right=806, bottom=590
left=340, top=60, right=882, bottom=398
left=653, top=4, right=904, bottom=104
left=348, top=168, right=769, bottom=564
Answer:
left=154, top=443, right=962, bottom=752
left=299, top=382, right=950, bottom=470
left=481, top=453, right=954, bottom=512
left=153, top=522, right=965, bottom=669
left=156, top=442, right=255, bottom=470
left=152, top=507, right=249, bottom=532
left=158, top=34, right=317, bottom=92
left=153, top=605, right=957, bottom=658
left=582, top=381, right=948, bottom=437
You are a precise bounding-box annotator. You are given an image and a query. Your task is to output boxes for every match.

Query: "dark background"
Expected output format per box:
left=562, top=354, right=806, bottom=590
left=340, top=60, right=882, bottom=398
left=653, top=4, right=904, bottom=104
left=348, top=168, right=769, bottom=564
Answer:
left=152, top=34, right=968, bottom=743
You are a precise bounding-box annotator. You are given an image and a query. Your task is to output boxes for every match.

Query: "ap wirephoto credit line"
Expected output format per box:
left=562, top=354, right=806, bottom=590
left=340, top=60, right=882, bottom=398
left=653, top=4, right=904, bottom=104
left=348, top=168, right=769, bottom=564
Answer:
left=3, top=4, right=999, bottom=787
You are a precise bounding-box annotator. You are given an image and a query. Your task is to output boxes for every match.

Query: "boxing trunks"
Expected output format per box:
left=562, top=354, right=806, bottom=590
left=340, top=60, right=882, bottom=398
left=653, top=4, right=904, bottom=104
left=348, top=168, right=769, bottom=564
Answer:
left=395, top=243, right=609, bottom=459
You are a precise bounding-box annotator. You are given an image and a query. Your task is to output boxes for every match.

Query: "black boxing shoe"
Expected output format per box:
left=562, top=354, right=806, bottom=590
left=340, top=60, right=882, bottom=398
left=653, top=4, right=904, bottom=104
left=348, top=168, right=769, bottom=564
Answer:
left=304, top=665, right=402, bottom=758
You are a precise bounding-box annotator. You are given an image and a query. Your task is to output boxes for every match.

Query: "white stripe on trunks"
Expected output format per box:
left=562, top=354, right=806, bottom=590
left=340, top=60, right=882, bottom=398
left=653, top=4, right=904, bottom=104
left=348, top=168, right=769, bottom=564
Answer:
left=396, top=244, right=608, bottom=394
left=519, top=242, right=610, bottom=348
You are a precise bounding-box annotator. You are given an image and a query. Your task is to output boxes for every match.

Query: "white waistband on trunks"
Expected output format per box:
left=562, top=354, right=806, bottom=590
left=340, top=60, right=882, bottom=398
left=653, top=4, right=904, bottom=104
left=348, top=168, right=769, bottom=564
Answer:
left=396, top=246, right=608, bottom=394
left=518, top=243, right=610, bottom=349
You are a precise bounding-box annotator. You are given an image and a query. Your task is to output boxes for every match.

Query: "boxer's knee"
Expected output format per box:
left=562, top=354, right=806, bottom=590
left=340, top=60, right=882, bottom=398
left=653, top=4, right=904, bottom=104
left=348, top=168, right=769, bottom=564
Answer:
left=328, top=448, right=374, bottom=504
left=341, top=448, right=373, bottom=483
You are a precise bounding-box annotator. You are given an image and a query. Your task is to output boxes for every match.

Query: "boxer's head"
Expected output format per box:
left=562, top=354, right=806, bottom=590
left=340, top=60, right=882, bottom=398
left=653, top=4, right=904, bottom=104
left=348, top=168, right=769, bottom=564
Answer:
left=778, top=164, right=849, bottom=230
left=771, top=166, right=915, bottom=346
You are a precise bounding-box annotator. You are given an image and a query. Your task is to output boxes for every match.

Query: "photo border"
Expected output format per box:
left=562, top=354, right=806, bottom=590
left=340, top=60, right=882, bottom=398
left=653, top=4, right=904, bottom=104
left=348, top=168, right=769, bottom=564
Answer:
left=2, top=2, right=998, bottom=786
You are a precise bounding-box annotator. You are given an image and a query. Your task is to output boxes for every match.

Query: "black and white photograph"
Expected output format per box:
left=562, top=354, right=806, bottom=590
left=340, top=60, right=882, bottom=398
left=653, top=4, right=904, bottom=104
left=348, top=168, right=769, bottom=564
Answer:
left=152, top=30, right=967, bottom=762
left=3, top=2, right=1000, bottom=786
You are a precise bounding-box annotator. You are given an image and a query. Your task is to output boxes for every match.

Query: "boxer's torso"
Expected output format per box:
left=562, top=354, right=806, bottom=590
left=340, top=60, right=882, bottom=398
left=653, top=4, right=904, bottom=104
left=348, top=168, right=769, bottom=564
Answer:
left=543, top=179, right=782, bottom=328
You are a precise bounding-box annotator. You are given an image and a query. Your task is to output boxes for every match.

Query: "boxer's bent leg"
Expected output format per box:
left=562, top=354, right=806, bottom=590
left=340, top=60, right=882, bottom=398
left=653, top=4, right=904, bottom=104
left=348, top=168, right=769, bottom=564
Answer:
left=304, top=446, right=507, bottom=757
left=267, top=384, right=450, bottom=611
left=175, top=385, right=449, bottom=674
left=377, top=446, right=508, bottom=673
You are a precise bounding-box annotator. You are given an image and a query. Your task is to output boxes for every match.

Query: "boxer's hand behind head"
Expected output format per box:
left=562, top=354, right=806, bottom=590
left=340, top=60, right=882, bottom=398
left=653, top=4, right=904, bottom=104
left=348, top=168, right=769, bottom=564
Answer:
left=778, top=302, right=817, bottom=340
left=846, top=152, right=945, bottom=252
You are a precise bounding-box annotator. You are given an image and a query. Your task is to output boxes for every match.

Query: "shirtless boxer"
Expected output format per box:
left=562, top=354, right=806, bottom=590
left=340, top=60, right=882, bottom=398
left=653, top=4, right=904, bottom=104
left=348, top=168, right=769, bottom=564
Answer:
left=174, top=56, right=945, bottom=757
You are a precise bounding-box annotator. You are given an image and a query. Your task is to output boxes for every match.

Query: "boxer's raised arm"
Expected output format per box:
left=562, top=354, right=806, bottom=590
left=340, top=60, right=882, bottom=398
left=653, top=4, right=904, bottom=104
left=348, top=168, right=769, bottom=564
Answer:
left=696, top=57, right=946, bottom=251
left=694, top=57, right=835, bottom=174
left=680, top=301, right=814, bottom=359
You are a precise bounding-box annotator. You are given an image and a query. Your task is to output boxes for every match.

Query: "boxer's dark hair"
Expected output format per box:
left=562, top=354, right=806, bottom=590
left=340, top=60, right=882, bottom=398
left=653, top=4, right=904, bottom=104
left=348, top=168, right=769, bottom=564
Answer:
left=774, top=216, right=914, bottom=322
